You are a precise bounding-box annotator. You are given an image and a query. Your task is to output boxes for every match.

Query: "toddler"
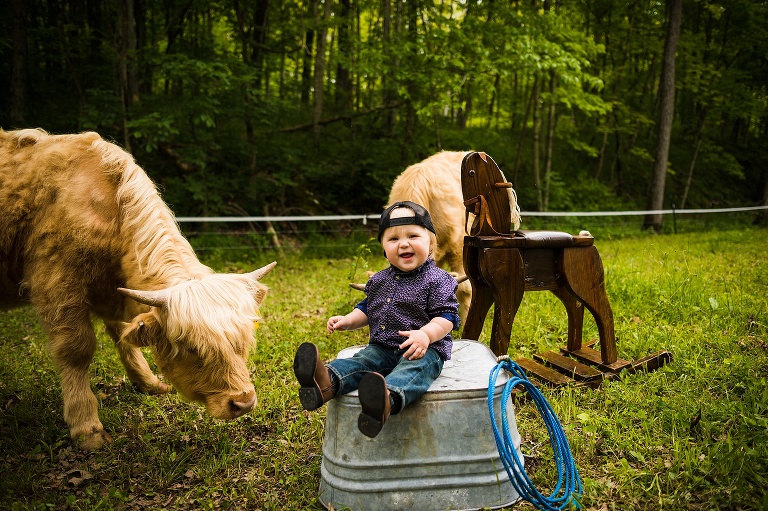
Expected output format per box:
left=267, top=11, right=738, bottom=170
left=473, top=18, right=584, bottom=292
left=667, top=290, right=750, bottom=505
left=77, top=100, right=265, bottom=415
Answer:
left=293, top=201, right=460, bottom=437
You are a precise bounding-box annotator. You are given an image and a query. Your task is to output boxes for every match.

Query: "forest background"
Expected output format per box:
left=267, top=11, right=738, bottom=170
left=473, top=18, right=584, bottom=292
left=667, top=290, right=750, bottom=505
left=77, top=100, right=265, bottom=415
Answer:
left=2, top=3, right=768, bottom=509
left=1, top=0, right=767, bottom=232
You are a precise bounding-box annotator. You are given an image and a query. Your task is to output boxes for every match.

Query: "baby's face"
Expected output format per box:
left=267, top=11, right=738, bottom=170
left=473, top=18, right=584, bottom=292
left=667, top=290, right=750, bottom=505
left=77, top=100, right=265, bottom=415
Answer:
left=381, top=223, right=431, bottom=272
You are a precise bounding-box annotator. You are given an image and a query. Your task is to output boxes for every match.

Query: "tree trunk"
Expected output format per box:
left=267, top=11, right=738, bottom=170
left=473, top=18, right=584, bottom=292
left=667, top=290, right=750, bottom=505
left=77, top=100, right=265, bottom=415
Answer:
left=135, top=0, right=150, bottom=95
left=611, top=118, right=626, bottom=188
left=759, top=161, right=768, bottom=225
left=489, top=73, right=501, bottom=128
left=509, top=72, right=519, bottom=135
left=643, top=0, right=682, bottom=232
left=313, top=0, right=333, bottom=143
left=595, top=112, right=610, bottom=180
left=164, top=1, right=193, bottom=55
left=403, top=0, right=418, bottom=161
left=127, top=4, right=140, bottom=105
left=117, top=0, right=137, bottom=152
left=512, top=76, right=534, bottom=185
left=301, top=24, right=314, bottom=105
left=233, top=0, right=266, bottom=170
left=355, top=8, right=361, bottom=110
left=382, top=0, right=396, bottom=132
left=680, top=108, right=706, bottom=209
left=542, top=0, right=556, bottom=210
left=58, top=22, right=85, bottom=130
left=335, top=0, right=353, bottom=111
left=531, top=75, right=543, bottom=210
left=759, top=115, right=768, bottom=224
left=10, top=0, right=27, bottom=126
left=457, top=77, right=472, bottom=130
left=543, top=70, right=557, bottom=211
left=250, top=0, right=270, bottom=95
left=263, top=204, right=285, bottom=257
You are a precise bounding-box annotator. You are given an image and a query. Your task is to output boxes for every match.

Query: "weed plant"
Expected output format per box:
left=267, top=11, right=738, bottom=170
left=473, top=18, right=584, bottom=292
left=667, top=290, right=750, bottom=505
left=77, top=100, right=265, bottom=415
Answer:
left=1, top=226, right=766, bottom=510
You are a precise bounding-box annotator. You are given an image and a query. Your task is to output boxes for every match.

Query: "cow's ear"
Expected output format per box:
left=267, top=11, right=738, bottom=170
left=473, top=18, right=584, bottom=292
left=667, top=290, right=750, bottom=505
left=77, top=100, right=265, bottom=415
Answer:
left=120, top=312, right=160, bottom=347
left=254, top=285, right=268, bottom=307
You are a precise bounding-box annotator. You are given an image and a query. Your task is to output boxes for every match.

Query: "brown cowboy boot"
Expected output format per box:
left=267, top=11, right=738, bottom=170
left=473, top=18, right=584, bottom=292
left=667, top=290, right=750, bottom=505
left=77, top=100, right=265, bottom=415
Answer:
left=293, top=342, right=334, bottom=410
left=357, top=372, right=391, bottom=438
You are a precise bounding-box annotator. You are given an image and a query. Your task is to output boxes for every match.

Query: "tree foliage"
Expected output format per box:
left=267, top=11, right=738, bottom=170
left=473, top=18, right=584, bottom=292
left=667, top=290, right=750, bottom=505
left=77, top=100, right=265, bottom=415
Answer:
left=1, top=0, right=766, bottom=218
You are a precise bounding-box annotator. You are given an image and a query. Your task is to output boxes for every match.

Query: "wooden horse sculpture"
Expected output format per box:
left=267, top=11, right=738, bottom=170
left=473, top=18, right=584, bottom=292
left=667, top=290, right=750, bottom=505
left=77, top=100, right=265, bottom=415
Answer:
left=460, top=152, right=671, bottom=386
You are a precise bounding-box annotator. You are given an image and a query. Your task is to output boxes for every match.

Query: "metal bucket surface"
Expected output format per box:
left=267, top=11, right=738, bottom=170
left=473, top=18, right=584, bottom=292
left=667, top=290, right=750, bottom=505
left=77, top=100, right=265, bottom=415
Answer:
left=319, top=339, right=522, bottom=511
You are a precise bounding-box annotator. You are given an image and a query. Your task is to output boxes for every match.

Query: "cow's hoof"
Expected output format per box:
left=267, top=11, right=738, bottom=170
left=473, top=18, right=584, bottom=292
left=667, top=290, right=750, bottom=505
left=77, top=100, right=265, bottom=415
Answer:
left=149, top=381, right=172, bottom=394
left=135, top=380, right=172, bottom=394
left=75, top=427, right=113, bottom=451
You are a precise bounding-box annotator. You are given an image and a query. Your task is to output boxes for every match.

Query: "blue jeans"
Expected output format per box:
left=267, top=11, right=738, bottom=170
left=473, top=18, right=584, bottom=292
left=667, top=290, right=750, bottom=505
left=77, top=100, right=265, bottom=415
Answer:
left=327, top=343, right=444, bottom=413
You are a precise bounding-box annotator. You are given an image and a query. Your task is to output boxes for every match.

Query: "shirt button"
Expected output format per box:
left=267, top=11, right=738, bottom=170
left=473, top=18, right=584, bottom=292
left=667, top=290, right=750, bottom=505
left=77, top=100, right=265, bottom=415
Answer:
left=386, top=298, right=391, bottom=302
left=380, top=325, right=386, bottom=330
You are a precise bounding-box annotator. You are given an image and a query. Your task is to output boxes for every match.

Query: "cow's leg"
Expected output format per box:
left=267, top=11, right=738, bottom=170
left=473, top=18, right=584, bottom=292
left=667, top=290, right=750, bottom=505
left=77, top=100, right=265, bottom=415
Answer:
left=104, top=322, right=170, bottom=394
left=47, top=313, right=112, bottom=450
left=445, top=249, right=472, bottom=324
left=456, top=279, right=472, bottom=325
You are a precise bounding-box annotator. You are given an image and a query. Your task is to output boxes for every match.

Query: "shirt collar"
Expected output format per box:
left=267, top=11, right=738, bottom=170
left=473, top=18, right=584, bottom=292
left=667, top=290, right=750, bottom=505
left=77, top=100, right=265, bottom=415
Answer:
left=388, top=258, right=434, bottom=277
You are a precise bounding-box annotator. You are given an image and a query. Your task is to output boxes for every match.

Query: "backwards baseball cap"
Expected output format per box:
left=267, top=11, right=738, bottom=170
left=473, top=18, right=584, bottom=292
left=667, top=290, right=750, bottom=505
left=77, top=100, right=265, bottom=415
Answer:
left=377, top=201, right=436, bottom=241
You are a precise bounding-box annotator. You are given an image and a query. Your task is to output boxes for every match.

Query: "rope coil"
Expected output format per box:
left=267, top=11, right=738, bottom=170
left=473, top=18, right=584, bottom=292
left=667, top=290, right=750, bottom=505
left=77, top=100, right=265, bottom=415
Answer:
left=488, top=359, right=583, bottom=511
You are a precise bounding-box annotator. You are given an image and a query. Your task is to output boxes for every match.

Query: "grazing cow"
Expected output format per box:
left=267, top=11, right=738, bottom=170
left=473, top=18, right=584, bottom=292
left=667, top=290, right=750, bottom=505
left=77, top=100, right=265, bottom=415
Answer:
left=386, top=151, right=521, bottom=321
left=0, top=128, right=275, bottom=450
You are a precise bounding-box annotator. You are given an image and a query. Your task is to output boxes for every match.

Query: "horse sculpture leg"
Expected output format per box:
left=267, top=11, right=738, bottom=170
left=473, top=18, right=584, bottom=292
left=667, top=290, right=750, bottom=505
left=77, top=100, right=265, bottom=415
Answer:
left=461, top=245, right=494, bottom=342
left=479, top=248, right=525, bottom=357
left=561, top=246, right=617, bottom=364
left=551, top=287, right=586, bottom=353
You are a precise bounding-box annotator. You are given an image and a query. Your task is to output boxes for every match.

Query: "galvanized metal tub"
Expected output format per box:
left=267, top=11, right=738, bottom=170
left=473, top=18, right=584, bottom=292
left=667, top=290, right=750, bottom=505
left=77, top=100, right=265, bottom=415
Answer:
left=318, top=339, right=522, bottom=511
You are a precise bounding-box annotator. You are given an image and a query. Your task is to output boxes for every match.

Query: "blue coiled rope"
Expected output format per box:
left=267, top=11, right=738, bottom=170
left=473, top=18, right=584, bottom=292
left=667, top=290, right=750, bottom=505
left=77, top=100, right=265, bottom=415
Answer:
left=488, top=358, right=583, bottom=511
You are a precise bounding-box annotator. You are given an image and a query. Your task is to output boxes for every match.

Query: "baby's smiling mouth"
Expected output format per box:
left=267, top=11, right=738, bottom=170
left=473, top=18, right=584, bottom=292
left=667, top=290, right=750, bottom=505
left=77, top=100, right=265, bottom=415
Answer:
left=400, top=252, right=414, bottom=260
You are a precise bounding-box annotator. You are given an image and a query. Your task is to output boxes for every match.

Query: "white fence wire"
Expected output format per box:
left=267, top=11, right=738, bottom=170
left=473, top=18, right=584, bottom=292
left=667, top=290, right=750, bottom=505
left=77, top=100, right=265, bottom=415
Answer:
left=175, top=205, right=768, bottom=253
left=175, top=205, right=768, bottom=224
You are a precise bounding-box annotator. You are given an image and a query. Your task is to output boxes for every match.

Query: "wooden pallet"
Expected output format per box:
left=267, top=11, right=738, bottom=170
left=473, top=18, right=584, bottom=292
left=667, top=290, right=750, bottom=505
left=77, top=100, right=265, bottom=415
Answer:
left=513, top=340, right=673, bottom=388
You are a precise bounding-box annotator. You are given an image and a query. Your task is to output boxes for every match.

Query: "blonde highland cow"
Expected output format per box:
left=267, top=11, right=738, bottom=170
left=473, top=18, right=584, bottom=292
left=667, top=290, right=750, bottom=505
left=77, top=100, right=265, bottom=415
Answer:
left=386, top=151, right=521, bottom=322
left=0, top=128, right=275, bottom=450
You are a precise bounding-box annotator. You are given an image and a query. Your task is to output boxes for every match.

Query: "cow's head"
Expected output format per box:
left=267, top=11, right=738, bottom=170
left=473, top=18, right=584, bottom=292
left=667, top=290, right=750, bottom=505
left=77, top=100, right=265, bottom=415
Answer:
left=117, top=261, right=276, bottom=419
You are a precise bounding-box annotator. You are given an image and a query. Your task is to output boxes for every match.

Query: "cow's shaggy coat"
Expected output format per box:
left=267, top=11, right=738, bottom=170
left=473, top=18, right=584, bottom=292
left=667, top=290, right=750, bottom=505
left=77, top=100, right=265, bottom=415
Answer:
left=387, top=151, right=521, bottom=320
left=0, top=128, right=273, bottom=449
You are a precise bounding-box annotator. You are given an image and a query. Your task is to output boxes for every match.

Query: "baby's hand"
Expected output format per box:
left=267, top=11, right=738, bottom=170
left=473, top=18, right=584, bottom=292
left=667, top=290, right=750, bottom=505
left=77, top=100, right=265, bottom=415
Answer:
left=398, top=330, right=430, bottom=360
left=327, top=315, right=346, bottom=334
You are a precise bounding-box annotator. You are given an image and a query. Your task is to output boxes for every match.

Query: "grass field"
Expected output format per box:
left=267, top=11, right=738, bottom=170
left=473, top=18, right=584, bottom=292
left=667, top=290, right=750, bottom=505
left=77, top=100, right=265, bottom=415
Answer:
left=1, top=225, right=767, bottom=510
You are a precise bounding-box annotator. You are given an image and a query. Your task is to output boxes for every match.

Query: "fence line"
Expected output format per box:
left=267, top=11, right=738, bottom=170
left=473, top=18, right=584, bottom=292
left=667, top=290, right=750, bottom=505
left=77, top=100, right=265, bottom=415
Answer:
left=175, top=205, right=768, bottom=224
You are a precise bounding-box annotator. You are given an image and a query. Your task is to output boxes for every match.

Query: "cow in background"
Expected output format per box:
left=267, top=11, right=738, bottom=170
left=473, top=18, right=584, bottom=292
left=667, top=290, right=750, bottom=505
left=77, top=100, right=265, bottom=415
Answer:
left=386, top=151, right=521, bottom=322
left=0, top=128, right=275, bottom=450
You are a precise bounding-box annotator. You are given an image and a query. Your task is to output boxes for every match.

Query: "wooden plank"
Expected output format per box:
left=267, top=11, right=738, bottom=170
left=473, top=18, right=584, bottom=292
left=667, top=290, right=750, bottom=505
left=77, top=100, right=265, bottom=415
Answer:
left=514, top=357, right=573, bottom=386
left=628, top=350, right=673, bottom=373
left=534, top=351, right=603, bottom=381
left=562, top=346, right=631, bottom=373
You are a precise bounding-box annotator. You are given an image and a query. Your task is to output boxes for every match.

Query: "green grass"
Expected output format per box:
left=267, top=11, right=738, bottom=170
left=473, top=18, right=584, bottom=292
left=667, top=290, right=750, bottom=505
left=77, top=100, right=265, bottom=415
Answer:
left=1, top=226, right=767, bottom=510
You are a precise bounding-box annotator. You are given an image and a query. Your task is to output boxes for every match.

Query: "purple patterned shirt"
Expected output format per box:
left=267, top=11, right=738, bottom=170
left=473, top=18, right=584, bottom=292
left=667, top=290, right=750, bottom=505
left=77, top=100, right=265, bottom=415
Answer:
left=355, top=258, right=460, bottom=360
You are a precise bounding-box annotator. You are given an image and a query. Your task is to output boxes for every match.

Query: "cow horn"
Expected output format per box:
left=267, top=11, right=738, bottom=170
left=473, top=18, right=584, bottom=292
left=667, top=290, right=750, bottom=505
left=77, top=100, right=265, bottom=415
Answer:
left=452, top=273, right=469, bottom=284
left=117, top=287, right=170, bottom=307
left=245, top=261, right=277, bottom=281
left=349, top=282, right=366, bottom=291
